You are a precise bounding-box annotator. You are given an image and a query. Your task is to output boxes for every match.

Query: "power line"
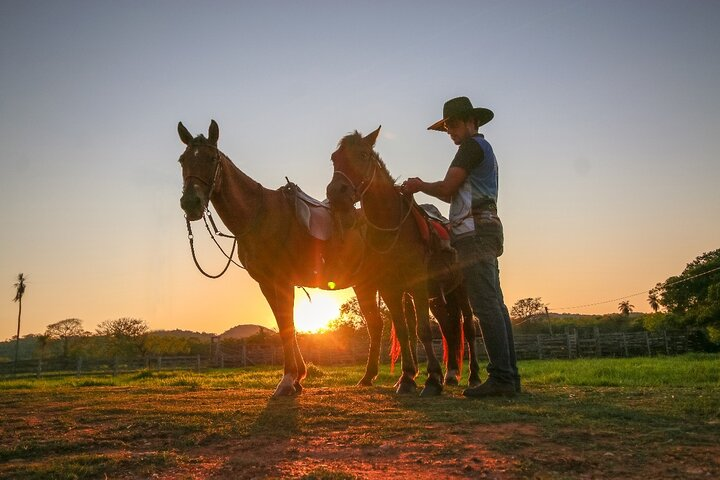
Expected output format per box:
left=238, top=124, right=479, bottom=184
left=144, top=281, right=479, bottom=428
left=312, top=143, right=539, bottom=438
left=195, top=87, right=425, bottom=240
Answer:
left=551, top=265, right=720, bottom=312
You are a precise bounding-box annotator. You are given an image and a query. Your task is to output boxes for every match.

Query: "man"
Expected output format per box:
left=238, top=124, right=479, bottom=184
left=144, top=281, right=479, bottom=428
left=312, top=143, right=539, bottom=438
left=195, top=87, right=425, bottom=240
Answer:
left=402, top=96, right=519, bottom=397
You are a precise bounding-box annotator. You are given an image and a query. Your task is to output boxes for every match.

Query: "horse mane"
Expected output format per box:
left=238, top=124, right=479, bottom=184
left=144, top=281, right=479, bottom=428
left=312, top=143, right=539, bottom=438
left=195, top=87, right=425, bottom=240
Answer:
left=189, top=134, right=212, bottom=145
left=338, top=131, right=397, bottom=185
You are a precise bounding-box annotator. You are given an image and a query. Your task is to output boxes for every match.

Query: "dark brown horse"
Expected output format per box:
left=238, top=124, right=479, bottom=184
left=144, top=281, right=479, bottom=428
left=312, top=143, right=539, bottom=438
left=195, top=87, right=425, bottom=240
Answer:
left=178, top=120, right=385, bottom=396
left=326, top=127, right=481, bottom=394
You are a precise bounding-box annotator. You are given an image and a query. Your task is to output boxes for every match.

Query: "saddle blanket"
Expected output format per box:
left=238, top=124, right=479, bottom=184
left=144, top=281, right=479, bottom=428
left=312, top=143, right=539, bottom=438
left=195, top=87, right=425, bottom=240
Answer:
left=283, top=181, right=334, bottom=241
left=412, top=203, right=451, bottom=246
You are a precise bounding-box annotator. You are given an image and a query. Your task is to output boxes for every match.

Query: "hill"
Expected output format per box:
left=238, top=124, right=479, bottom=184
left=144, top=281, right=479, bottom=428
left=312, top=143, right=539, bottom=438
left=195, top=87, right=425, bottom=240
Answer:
left=150, top=329, right=215, bottom=339
left=220, top=324, right=276, bottom=339
left=151, top=325, right=277, bottom=340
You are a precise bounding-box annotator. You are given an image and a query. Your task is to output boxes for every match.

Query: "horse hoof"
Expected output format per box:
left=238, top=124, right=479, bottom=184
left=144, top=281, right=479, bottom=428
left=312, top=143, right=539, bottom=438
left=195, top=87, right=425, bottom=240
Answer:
left=293, top=382, right=304, bottom=395
left=357, top=377, right=374, bottom=387
left=468, top=378, right=482, bottom=388
left=444, top=376, right=459, bottom=386
left=272, top=384, right=297, bottom=397
left=396, top=381, right=418, bottom=395
left=419, top=383, right=443, bottom=397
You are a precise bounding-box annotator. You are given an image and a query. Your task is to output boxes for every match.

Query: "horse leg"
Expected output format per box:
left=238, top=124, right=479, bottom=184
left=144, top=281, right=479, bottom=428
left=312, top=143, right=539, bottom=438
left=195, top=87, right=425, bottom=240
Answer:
left=411, top=283, right=444, bottom=397
left=458, top=283, right=481, bottom=387
left=382, top=289, right=418, bottom=394
left=402, top=293, right=419, bottom=368
left=259, top=283, right=302, bottom=397
left=291, top=333, right=307, bottom=394
left=355, top=284, right=382, bottom=386
left=432, top=295, right=461, bottom=386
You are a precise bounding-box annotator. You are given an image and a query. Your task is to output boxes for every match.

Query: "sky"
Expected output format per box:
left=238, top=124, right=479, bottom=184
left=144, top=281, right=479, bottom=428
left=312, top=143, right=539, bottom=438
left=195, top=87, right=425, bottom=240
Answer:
left=1, top=0, right=719, bottom=340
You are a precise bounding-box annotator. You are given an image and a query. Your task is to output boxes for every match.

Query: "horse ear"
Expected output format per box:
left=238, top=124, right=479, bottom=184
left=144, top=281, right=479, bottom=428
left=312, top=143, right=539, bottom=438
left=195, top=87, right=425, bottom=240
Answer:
left=208, top=120, right=219, bottom=145
left=363, top=125, right=381, bottom=147
left=178, top=122, right=193, bottom=145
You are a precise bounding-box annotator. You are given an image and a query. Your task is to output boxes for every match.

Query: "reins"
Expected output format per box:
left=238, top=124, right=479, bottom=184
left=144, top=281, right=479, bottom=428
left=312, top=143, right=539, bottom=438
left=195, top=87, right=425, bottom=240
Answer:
left=182, top=144, right=262, bottom=278
left=334, top=151, right=414, bottom=254
left=186, top=214, right=241, bottom=279
left=332, top=155, right=377, bottom=204
left=181, top=144, right=313, bottom=301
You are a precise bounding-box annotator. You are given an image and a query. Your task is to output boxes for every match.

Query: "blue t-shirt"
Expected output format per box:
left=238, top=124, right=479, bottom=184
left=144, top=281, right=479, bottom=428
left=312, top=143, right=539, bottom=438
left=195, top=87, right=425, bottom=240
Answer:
left=448, top=134, right=499, bottom=237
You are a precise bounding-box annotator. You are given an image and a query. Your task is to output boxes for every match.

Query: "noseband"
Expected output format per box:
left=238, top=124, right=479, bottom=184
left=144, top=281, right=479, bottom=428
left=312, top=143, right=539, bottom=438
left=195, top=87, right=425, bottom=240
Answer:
left=183, top=143, right=222, bottom=206
left=331, top=152, right=377, bottom=204
left=181, top=142, right=265, bottom=278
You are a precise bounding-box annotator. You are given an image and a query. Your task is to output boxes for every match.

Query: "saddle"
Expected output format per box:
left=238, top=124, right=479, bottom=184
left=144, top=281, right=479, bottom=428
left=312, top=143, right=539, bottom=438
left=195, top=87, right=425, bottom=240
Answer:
left=282, top=181, right=334, bottom=241
left=410, top=201, right=462, bottom=300
left=281, top=180, right=365, bottom=289
left=411, top=202, right=453, bottom=253
left=420, top=203, right=450, bottom=225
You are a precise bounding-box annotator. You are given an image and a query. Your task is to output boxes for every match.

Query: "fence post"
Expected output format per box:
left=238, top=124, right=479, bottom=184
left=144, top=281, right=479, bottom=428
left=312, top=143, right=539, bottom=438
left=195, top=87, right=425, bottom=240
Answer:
left=594, top=327, right=602, bottom=356
left=113, top=356, right=119, bottom=377
left=36, top=358, right=42, bottom=379
left=242, top=340, right=247, bottom=367
left=622, top=333, right=629, bottom=357
left=574, top=329, right=580, bottom=358
left=663, top=330, right=669, bottom=355
left=537, top=335, right=543, bottom=360
left=158, top=356, right=163, bottom=370
left=196, top=354, right=201, bottom=373
left=645, top=331, right=652, bottom=356
left=566, top=333, right=572, bottom=359
left=212, top=335, right=220, bottom=365
left=76, top=357, right=83, bottom=377
left=220, top=352, right=225, bottom=369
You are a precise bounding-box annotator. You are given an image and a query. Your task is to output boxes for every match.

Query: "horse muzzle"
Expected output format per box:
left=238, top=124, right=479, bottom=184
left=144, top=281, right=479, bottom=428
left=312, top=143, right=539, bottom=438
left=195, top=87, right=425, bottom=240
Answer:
left=326, top=178, right=355, bottom=212
left=180, top=184, right=207, bottom=221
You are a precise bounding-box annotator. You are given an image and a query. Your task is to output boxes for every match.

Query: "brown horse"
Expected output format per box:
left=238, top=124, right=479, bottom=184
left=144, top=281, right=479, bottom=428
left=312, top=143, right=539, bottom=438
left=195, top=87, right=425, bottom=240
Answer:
left=177, top=120, right=385, bottom=396
left=326, top=127, right=479, bottom=394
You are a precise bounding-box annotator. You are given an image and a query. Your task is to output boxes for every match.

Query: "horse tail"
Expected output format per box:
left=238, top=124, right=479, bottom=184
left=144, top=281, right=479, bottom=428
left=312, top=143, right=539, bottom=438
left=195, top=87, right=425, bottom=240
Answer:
left=389, top=323, right=401, bottom=374
left=442, top=335, right=449, bottom=368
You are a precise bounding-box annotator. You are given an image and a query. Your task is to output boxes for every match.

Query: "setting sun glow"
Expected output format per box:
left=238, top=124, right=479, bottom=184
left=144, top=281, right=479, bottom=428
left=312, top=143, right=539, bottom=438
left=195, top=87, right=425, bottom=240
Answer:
left=293, top=291, right=343, bottom=333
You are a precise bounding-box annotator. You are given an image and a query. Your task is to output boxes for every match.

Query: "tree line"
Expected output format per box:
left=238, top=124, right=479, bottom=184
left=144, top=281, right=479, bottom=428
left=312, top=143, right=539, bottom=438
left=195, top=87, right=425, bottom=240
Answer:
left=509, top=248, right=720, bottom=348
left=6, top=248, right=718, bottom=365
left=0, top=317, right=212, bottom=364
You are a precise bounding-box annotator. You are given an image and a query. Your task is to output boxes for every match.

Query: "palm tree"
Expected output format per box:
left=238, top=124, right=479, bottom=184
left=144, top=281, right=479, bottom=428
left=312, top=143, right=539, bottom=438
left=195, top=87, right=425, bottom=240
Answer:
left=618, top=300, right=634, bottom=316
left=647, top=291, right=660, bottom=313
left=12, top=273, right=27, bottom=374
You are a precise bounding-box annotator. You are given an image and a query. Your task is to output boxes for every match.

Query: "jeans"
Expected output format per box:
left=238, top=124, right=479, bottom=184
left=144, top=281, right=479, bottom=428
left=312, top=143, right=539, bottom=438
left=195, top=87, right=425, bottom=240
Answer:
left=453, top=224, right=518, bottom=385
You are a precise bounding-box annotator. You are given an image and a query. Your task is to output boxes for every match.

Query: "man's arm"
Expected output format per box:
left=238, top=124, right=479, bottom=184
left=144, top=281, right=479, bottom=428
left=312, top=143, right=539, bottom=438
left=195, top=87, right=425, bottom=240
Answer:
left=402, top=167, right=467, bottom=203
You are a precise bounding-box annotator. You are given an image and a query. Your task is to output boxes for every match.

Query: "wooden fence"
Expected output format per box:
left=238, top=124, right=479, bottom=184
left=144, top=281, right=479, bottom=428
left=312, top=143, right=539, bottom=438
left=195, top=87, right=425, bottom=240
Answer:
left=0, top=330, right=700, bottom=377
left=417, top=329, right=694, bottom=362
left=0, top=355, right=210, bottom=377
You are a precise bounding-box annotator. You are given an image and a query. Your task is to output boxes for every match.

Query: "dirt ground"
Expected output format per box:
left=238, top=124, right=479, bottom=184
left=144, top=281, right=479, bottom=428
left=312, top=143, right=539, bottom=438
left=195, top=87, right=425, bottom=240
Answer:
left=148, top=420, right=719, bottom=480
left=2, top=379, right=719, bottom=479
left=152, top=423, right=533, bottom=479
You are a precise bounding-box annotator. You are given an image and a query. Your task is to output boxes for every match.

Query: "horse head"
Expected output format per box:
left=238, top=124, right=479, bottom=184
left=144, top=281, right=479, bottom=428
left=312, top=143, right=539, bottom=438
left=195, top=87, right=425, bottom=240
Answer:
left=326, top=126, right=382, bottom=212
left=178, top=120, right=221, bottom=221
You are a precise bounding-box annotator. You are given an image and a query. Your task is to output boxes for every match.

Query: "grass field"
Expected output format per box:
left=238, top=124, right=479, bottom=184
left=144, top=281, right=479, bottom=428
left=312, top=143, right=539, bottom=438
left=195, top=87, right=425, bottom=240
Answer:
left=1, top=354, right=718, bottom=479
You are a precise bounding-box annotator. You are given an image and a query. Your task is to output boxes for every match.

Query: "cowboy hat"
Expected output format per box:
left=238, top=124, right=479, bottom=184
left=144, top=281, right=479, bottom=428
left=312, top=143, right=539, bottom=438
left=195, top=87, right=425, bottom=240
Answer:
left=427, top=96, right=494, bottom=131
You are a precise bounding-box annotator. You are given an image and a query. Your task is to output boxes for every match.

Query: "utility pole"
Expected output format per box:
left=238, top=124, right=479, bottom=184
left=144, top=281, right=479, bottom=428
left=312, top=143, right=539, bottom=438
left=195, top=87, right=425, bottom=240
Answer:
left=545, top=306, right=553, bottom=335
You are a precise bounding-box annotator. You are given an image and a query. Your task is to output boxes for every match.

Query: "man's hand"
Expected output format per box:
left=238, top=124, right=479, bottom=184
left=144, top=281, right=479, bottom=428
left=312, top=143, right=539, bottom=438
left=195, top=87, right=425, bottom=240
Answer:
left=402, top=177, right=424, bottom=194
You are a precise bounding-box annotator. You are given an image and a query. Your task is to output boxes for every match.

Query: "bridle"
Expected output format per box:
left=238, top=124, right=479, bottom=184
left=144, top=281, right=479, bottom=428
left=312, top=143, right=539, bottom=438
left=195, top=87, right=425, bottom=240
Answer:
left=182, top=143, right=223, bottom=208
left=331, top=148, right=413, bottom=253
left=331, top=151, right=377, bottom=204
left=181, top=143, right=262, bottom=278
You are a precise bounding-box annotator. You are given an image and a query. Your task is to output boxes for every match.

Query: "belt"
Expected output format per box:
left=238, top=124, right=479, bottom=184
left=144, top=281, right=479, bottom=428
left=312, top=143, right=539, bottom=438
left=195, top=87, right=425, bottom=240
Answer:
left=472, top=201, right=497, bottom=214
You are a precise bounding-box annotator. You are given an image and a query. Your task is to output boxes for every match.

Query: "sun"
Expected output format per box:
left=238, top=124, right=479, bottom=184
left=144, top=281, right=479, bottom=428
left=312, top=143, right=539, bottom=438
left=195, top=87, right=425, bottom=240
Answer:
left=293, top=291, right=343, bottom=333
